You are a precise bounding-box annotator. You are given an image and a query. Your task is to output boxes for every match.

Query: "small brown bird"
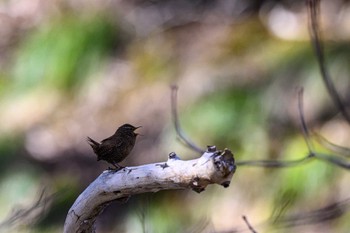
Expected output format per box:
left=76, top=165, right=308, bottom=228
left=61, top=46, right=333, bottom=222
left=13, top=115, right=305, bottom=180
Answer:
left=87, top=124, right=141, bottom=169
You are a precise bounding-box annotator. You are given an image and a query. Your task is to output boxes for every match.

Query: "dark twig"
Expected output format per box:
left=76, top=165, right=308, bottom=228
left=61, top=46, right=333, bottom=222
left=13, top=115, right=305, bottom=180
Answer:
left=307, top=0, right=350, bottom=124
left=184, top=217, right=211, bottom=233
left=171, top=86, right=313, bottom=168
left=314, top=133, right=350, bottom=157
left=226, top=197, right=350, bottom=232
left=313, top=152, right=350, bottom=169
left=271, top=198, right=293, bottom=224
left=273, top=198, right=350, bottom=228
left=235, top=157, right=310, bottom=168
left=242, top=215, right=258, bottom=233
left=298, top=88, right=315, bottom=155
left=170, top=85, right=205, bottom=154
left=0, top=188, right=60, bottom=230
left=297, top=88, right=350, bottom=169
left=244, top=88, right=350, bottom=170
left=236, top=89, right=315, bottom=167
left=170, top=86, right=350, bottom=169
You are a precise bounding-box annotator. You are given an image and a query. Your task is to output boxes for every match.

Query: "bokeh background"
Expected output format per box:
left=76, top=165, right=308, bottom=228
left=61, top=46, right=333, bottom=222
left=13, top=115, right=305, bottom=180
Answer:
left=1, top=0, right=350, bottom=232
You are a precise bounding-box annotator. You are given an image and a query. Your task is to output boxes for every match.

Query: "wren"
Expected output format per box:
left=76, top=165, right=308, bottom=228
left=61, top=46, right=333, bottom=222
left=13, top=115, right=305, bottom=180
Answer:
left=87, top=124, right=141, bottom=170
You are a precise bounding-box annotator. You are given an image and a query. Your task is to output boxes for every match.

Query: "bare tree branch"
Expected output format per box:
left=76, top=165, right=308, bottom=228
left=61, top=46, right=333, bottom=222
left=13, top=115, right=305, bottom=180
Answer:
left=64, top=147, right=236, bottom=233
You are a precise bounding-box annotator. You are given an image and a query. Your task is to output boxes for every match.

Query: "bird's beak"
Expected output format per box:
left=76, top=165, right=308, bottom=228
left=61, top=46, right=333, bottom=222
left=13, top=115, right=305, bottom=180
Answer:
left=134, top=126, right=142, bottom=136
left=134, top=126, right=142, bottom=130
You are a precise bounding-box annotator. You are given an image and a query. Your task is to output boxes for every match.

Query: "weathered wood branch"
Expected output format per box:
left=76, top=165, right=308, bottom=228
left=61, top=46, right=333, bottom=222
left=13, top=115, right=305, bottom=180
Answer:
left=63, top=146, right=236, bottom=233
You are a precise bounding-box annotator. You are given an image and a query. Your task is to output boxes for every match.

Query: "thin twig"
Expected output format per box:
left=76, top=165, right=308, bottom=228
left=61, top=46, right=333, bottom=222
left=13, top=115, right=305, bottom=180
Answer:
left=297, top=87, right=315, bottom=155
left=314, top=152, right=350, bottom=169
left=170, top=86, right=350, bottom=169
left=171, top=86, right=313, bottom=168
left=273, top=198, right=350, bottom=228
left=314, top=133, right=350, bottom=157
left=0, top=188, right=59, bottom=230
left=170, top=85, right=205, bottom=154
left=236, top=157, right=310, bottom=167
left=297, top=87, right=350, bottom=169
left=307, top=0, right=350, bottom=124
left=242, top=215, right=257, bottom=233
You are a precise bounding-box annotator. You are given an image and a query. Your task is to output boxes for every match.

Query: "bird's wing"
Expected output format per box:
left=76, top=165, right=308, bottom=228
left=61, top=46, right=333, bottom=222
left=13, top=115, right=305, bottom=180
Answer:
left=95, top=142, right=115, bottom=160
left=101, top=135, right=114, bottom=143
left=98, top=145, right=114, bottom=155
left=100, top=137, right=123, bottom=148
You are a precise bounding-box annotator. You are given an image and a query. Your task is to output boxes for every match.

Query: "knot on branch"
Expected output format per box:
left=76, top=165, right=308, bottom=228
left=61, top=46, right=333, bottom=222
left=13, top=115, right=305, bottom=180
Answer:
left=190, top=177, right=206, bottom=193
left=207, top=145, right=217, bottom=152
left=214, top=149, right=236, bottom=178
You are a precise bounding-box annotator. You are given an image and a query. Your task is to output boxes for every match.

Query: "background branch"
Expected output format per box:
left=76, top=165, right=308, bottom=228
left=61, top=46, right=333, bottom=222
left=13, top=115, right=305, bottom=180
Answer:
left=307, top=0, right=350, bottom=124
left=171, top=85, right=205, bottom=154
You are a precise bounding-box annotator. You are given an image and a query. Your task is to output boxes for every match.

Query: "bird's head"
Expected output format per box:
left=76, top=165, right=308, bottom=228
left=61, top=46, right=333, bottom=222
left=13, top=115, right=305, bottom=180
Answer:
left=118, top=124, right=142, bottom=135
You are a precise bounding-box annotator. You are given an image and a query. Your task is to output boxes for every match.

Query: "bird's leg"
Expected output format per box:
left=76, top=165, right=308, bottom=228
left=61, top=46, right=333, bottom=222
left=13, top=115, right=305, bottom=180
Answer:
left=106, top=162, right=121, bottom=171
left=111, top=162, right=124, bottom=171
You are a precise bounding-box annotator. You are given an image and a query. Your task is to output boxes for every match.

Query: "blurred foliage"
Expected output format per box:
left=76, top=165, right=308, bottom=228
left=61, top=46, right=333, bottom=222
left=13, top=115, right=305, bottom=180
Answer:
left=271, top=136, right=337, bottom=214
left=0, top=0, right=350, bottom=232
left=0, top=135, right=24, bottom=168
left=0, top=170, right=39, bottom=220
left=128, top=39, right=175, bottom=82
left=9, top=14, right=121, bottom=94
left=35, top=185, right=79, bottom=231
left=182, top=87, right=266, bottom=155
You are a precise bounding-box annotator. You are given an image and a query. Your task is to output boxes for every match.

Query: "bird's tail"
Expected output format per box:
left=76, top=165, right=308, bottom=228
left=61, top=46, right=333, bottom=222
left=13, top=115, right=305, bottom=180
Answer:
left=87, top=137, right=100, bottom=152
